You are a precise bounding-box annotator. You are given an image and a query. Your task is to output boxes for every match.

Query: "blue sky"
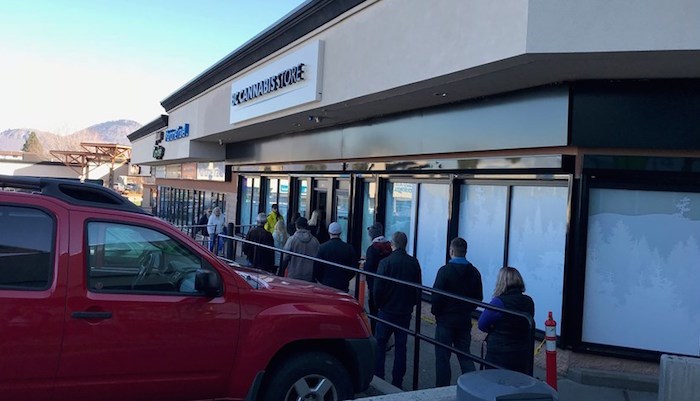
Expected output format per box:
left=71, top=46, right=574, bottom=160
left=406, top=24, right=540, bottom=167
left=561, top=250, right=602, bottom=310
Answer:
left=0, top=0, right=306, bottom=134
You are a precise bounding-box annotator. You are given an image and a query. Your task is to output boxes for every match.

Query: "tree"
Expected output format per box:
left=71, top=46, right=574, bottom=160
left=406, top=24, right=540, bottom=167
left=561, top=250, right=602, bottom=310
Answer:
left=22, top=131, right=44, bottom=154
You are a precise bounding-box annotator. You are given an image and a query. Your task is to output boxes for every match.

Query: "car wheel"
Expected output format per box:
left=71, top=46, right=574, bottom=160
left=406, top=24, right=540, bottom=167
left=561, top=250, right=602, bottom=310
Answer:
left=261, top=351, right=353, bottom=401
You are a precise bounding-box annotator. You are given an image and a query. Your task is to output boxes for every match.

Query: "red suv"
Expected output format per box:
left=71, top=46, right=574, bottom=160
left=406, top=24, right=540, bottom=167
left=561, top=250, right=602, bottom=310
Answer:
left=0, top=176, right=375, bottom=401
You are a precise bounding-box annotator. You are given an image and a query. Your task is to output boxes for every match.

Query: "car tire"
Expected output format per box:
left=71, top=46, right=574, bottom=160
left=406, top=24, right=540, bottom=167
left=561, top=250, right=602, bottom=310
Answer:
left=260, top=351, right=353, bottom=401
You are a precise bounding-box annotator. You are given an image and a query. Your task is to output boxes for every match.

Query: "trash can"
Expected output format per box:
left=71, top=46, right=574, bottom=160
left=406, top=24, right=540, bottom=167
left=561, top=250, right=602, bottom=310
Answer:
left=457, top=369, right=558, bottom=401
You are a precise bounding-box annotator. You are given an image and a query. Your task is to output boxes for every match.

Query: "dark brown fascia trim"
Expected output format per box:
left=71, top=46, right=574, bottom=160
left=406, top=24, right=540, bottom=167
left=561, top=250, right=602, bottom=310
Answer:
left=127, top=115, right=169, bottom=142
left=160, top=0, right=367, bottom=111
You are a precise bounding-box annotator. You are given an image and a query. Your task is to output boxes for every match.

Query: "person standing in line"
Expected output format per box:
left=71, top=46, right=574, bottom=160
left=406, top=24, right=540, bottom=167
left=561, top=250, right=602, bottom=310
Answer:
left=364, top=222, right=392, bottom=334
left=195, top=208, right=211, bottom=244
left=280, top=217, right=320, bottom=281
left=207, top=206, right=226, bottom=254
left=196, top=208, right=211, bottom=238
left=313, top=222, right=357, bottom=292
left=272, top=219, right=289, bottom=268
left=477, top=266, right=535, bottom=374
left=373, top=231, right=422, bottom=390
left=242, top=213, right=276, bottom=273
left=264, top=203, right=282, bottom=233
left=431, top=237, right=483, bottom=387
left=287, top=211, right=301, bottom=236
left=308, top=209, right=330, bottom=244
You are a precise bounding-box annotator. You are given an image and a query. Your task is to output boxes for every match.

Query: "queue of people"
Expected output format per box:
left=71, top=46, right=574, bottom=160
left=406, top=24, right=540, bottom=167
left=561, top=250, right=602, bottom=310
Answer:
left=232, top=205, right=536, bottom=389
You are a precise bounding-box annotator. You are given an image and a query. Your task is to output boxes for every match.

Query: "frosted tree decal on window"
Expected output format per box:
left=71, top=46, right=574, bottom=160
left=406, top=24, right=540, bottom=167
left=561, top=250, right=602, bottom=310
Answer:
left=583, top=188, right=700, bottom=355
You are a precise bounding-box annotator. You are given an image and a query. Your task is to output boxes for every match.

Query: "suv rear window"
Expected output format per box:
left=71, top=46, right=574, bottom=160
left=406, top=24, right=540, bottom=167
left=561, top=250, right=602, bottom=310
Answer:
left=0, top=206, right=54, bottom=290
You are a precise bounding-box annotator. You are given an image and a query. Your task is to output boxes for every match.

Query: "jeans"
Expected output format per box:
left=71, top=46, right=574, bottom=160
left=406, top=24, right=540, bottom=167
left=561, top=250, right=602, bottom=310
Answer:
left=209, top=234, right=224, bottom=255
left=374, top=310, right=412, bottom=389
left=435, top=324, right=475, bottom=387
left=209, top=234, right=219, bottom=253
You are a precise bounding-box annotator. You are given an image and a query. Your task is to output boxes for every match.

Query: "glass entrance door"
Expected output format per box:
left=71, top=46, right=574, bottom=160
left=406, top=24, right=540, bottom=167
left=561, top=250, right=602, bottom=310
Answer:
left=311, top=178, right=332, bottom=225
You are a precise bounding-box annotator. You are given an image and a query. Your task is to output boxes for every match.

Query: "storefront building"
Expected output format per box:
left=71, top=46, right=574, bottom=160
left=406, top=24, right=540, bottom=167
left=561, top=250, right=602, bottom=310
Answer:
left=128, top=0, right=700, bottom=360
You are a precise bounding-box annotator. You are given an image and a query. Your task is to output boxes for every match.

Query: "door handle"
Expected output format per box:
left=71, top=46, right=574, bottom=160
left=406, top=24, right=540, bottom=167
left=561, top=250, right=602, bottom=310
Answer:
left=71, top=311, right=113, bottom=319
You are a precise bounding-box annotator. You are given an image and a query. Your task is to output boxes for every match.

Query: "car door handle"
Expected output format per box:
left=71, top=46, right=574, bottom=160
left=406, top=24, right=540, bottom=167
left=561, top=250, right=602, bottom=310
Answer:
left=71, top=311, right=113, bottom=319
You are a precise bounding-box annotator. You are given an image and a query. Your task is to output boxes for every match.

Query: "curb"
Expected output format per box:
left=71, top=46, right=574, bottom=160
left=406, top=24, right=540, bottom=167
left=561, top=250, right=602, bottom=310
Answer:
left=567, top=368, right=659, bottom=393
left=367, top=376, right=403, bottom=395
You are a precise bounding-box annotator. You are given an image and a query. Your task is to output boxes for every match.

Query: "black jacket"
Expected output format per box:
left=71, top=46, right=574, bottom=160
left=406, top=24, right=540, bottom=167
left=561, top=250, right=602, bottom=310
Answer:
left=373, top=249, right=422, bottom=315
left=486, top=288, right=535, bottom=353
left=313, top=238, right=357, bottom=292
left=431, top=261, right=483, bottom=329
left=197, top=214, right=209, bottom=236
left=243, top=226, right=275, bottom=273
left=364, top=239, right=392, bottom=289
left=308, top=224, right=330, bottom=244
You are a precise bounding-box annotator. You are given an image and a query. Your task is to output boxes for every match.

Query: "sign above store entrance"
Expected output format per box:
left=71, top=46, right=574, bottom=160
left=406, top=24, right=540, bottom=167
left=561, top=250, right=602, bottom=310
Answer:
left=231, top=63, right=305, bottom=106
left=164, top=124, right=190, bottom=142
left=230, top=40, right=324, bottom=124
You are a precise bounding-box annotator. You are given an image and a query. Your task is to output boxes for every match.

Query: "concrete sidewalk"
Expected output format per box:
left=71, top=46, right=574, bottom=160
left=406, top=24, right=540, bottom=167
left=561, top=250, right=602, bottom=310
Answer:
left=354, top=372, right=658, bottom=401
left=353, top=299, right=660, bottom=401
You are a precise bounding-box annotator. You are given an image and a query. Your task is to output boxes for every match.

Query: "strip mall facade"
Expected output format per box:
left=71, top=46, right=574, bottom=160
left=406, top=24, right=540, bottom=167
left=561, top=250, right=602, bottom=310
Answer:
left=128, top=0, right=700, bottom=360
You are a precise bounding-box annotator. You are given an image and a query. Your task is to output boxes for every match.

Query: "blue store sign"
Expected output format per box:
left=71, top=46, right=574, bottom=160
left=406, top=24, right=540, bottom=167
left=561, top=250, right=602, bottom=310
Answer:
left=164, top=124, right=190, bottom=142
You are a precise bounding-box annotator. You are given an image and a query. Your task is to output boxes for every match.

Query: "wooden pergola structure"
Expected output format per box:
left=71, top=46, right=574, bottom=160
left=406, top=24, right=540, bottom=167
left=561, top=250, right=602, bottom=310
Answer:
left=50, top=143, right=131, bottom=187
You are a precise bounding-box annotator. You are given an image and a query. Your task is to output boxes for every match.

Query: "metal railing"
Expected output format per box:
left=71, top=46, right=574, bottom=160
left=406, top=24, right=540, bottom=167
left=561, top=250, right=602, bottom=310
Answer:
left=175, top=224, right=536, bottom=391
left=177, top=223, right=256, bottom=258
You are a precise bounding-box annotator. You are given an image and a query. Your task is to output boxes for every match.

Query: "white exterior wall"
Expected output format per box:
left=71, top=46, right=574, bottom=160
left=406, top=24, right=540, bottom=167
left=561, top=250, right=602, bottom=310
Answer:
left=0, top=162, right=128, bottom=183
left=165, top=0, right=531, bottom=140
left=139, top=0, right=700, bottom=165
left=130, top=135, right=156, bottom=165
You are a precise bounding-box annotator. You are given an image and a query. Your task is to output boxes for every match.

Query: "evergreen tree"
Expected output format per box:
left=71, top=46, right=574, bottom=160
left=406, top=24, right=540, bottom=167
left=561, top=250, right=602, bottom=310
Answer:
left=21, top=131, right=44, bottom=154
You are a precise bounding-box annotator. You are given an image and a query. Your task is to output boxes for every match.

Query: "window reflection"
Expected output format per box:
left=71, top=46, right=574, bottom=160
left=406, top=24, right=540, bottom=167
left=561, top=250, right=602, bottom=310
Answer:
left=361, top=181, right=377, bottom=254
left=385, top=182, right=417, bottom=254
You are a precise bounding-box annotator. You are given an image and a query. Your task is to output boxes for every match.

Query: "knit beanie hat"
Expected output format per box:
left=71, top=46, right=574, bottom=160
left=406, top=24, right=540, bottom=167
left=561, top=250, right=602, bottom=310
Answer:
left=367, top=222, right=383, bottom=239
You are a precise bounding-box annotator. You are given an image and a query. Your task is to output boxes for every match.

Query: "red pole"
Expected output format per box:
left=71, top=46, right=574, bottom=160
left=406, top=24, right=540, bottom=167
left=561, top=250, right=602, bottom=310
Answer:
left=358, top=273, right=366, bottom=307
left=545, top=311, right=558, bottom=390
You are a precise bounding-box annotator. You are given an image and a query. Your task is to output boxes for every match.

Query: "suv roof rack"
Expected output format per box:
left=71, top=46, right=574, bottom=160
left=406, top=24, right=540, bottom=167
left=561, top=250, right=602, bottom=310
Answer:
left=0, top=175, right=149, bottom=215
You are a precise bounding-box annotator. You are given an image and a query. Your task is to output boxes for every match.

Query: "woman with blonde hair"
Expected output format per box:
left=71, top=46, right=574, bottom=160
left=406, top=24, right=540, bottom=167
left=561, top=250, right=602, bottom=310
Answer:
left=477, top=266, right=535, bottom=374
left=272, top=219, right=289, bottom=268
left=307, top=209, right=329, bottom=243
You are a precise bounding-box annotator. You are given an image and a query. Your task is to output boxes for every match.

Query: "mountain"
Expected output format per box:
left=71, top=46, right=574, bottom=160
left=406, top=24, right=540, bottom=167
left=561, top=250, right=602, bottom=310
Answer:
left=0, top=120, right=142, bottom=159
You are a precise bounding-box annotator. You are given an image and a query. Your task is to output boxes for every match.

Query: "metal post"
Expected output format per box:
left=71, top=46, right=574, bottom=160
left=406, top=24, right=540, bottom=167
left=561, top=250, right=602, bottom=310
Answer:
left=227, top=222, right=234, bottom=259
left=412, top=289, right=422, bottom=391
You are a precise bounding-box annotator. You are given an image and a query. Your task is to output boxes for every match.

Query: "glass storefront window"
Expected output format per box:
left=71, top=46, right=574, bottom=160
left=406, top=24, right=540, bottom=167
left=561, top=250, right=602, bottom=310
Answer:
left=335, top=180, right=350, bottom=241
left=298, top=179, right=308, bottom=219
left=239, top=176, right=260, bottom=233
left=267, top=179, right=278, bottom=215
left=583, top=188, right=700, bottom=354
left=361, top=181, right=377, bottom=255
left=155, top=187, right=225, bottom=233
left=508, top=185, right=567, bottom=334
left=385, top=182, right=417, bottom=254
left=279, top=179, right=289, bottom=221
left=458, top=182, right=566, bottom=333
left=265, top=178, right=290, bottom=223
left=415, top=183, right=449, bottom=286
left=458, top=184, right=508, bottom=304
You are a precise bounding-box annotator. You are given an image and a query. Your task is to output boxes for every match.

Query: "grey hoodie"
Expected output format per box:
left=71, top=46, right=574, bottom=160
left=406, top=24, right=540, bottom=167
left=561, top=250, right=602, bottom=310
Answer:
left=283, top=229, right=320, bottom=281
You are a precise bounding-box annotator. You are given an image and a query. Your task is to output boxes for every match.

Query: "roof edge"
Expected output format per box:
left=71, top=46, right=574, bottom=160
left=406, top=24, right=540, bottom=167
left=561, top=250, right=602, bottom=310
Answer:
left=160, top=0, right=367, bottom=112
left=127, top=115, right=169, bottom=142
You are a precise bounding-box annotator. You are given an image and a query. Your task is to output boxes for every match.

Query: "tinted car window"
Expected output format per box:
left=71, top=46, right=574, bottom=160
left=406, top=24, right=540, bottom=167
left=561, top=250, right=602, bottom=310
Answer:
left=0, top=206, right=54, bottom=290
left=87, top=221, right=207, bottom=294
